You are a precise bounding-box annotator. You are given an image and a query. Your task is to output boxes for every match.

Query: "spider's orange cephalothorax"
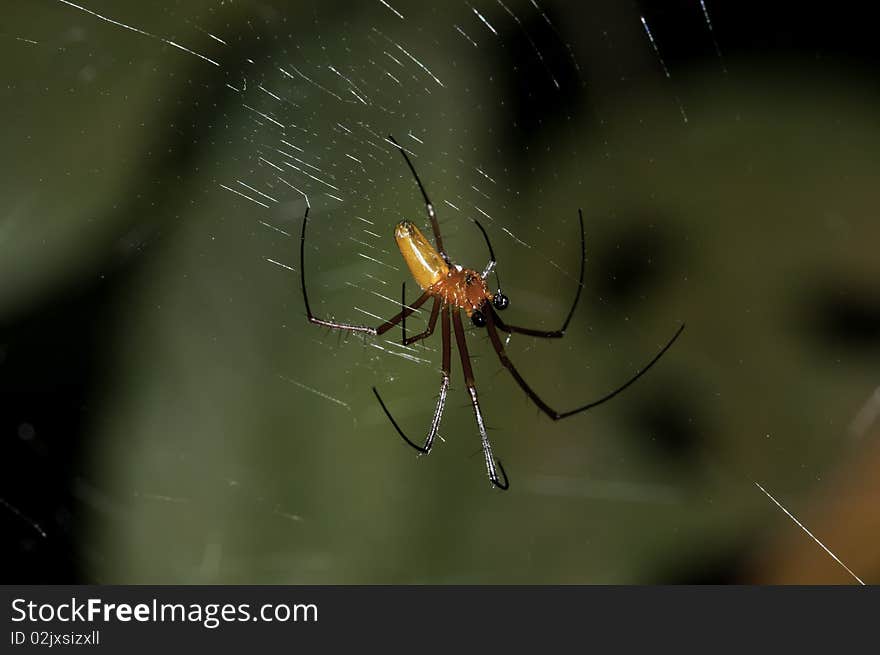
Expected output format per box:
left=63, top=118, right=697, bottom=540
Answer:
left=395, top=220, right=491, bottom=315
left=429, top=267, right=491, bottom=316
left=303, top=137, right=679, bottom=491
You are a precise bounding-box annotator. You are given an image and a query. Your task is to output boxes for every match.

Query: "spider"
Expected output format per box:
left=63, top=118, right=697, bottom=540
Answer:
left=300, top=135, right=684, bottom=490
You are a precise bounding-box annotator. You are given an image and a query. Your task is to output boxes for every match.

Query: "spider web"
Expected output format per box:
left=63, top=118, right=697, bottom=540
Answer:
left=1, top=0, right=879, bottom=584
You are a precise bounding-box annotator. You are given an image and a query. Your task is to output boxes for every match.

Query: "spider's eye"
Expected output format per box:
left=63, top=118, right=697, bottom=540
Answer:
left=471, top=310, right=487, bottom=328
left=493, top=292, right=510, bottom=311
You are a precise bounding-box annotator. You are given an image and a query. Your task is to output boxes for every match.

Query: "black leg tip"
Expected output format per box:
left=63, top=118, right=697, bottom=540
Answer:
left=491, top=459, right=510, bottom=490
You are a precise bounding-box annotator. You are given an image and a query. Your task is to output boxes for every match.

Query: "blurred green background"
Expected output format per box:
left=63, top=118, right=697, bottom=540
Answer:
left=1, top=0, right=879, bottom=584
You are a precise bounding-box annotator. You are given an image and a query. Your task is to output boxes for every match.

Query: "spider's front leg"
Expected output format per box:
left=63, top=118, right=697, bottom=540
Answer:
left=452, top=309, right=509, bottom=490
left=478, top=210, right=587, bottom=339
left=485, top=307, right=685, bottom=421
left=374, top=306, right=452, bottom=455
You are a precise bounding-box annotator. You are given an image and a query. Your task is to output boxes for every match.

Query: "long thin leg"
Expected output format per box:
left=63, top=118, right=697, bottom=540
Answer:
left=301, top=208, right=429, bottom=334
left=387, top=135, right=450, bottom=265
left=452, top=309, right=509, bottom=490
left=470, top=219, right=497, bottom=282
left=491, top=209, right=586, bottom=339
left=486, top=308, right=685, bottom=420
left=401, top=289, right=441, bottom=347
left=376, top=292, right=430, bottom=335
left=373, top=306, right=452, bottom=454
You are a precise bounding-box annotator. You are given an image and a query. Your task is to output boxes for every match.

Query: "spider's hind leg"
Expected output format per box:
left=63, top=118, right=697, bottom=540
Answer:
left=300, top=209, right=432, bottom=335
left=387, top=134, right=450, bottom=264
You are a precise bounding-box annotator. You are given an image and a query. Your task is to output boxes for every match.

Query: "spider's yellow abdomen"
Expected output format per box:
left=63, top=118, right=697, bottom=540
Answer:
left=394, top=221, right=449, bottom=290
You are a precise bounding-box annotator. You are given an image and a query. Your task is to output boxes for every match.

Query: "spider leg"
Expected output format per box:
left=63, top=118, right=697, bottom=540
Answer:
left=387, top=134, right=451, bottom=265
left=470, top=219, right=498, bottom=282
left=490, top=209, right=586, bottom=339
left=300, top=208, right=430, bottom=334
left=376, top=292, right=431, bottom=335
left=374, top=306, right=452, bottom=454
left=491, top=312, right=566, bottom=339
left=452, top=309, right=509, bottom=490
left=486, top=308, right=684, bottom=420
left=401, top=287, right=441, bottom=346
